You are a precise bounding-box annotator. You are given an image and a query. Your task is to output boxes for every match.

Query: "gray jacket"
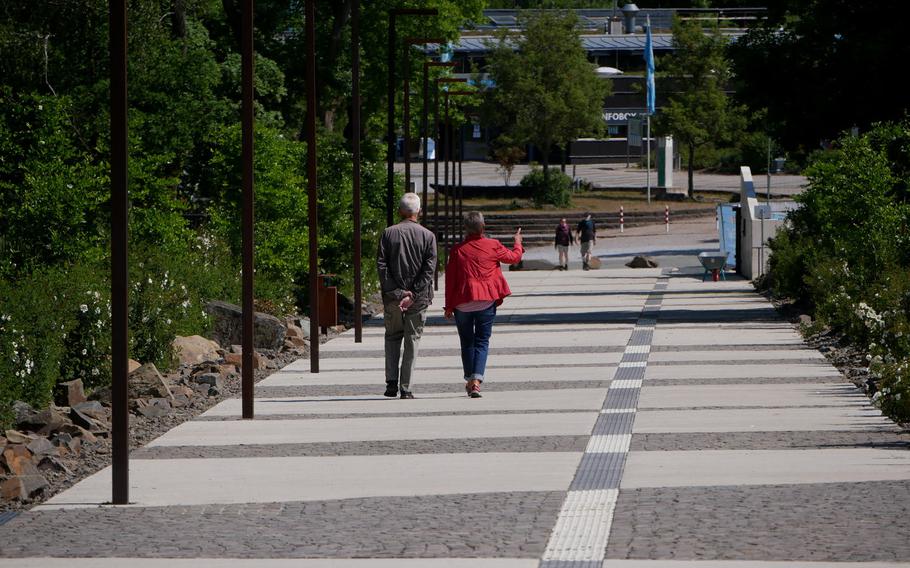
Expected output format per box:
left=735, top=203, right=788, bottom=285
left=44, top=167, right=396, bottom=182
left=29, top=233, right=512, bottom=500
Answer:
left=377, top=220, right=437, bottom=311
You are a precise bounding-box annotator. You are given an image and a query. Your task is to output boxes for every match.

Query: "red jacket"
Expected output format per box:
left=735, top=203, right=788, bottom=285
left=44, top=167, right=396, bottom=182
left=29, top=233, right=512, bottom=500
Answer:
left=445, top=234, right=524, bottom=311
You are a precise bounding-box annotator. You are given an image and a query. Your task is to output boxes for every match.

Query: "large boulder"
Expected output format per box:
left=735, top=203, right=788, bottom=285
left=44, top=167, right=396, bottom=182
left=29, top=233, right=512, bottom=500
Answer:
left=204, top=301, right=286, bottom=351
left=172, top=335, right=221, bottom=366
left=129, top=363, right=174, bottom=401
left=626, top=255, right=659, bottom=269
left=58, top=379, right=87, bottom=407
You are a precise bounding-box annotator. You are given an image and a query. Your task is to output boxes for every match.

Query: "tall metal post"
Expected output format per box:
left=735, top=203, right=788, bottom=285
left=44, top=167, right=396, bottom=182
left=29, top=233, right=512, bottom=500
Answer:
left=306, top=0, right=319, bottom=372
left=458, top=133, right=464, bottom=240
left=352, top=0, right=362, bottom=343
left=240, top=0, right=255, bottom=420
left=433, top=81, right=440, bottom=289
left=423, top=61, right=456, bottom=228
left=109, top=0, right=129, bottom=506
left=443, top=92, right=450, bottom=264
left=386, top=12, right=396, bottom=226
left=403, top=38, right=444, bottom=198
left=386, top=9, right=438, bottom=227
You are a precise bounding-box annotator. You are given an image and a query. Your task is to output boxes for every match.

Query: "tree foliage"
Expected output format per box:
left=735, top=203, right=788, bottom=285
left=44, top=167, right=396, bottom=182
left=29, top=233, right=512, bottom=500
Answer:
left=481, top=10, right=608, bottom=176
left=657, top=18, right=746, bottom=196
left=729, top=0, right=910, bottom=157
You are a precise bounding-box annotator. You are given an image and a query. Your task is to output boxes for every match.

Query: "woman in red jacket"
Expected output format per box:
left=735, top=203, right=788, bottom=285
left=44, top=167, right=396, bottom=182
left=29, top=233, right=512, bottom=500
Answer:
left=444, top=211, right=523, bottom=398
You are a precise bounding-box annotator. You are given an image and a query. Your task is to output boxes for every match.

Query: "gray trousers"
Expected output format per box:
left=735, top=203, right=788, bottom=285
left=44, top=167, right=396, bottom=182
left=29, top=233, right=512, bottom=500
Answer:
left=384, top=303, right=427, bottom=391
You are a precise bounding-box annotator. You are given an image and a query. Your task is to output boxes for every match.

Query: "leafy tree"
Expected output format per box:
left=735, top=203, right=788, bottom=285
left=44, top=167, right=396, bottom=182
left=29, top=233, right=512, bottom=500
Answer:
left=729, top=0, right=910, bottom=157
left=491, top=136, right=525, bottom=187
left=481, top=10, right=608, bottom=182
left=657, top=18, right=746, bottom=197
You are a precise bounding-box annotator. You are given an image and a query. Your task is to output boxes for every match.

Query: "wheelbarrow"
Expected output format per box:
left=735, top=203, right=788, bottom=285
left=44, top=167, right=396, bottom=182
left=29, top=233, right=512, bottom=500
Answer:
left=698, top=252, right=728, bottom=282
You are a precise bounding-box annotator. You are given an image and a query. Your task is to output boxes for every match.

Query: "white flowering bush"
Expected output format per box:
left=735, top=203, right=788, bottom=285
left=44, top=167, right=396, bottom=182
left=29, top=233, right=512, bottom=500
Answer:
left=765, top=122, right=910, bottom=422
left=0, top=268, right=67, bottom=425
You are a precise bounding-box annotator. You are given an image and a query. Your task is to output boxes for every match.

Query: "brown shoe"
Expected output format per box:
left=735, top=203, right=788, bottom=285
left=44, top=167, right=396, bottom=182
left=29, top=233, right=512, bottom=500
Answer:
left=467, top=379, right=482, bottom=398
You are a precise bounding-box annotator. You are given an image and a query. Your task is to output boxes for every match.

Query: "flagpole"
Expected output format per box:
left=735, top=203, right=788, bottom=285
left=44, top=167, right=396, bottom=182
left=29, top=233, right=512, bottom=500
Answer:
left=646, top=114, right=651, bottom=204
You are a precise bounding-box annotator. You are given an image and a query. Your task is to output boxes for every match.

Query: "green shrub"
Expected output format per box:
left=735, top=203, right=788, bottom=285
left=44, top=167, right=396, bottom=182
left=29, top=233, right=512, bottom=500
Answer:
left=0, top=269, right=66, bottom=427
left=520, top=167, right=573, bottom=207
left=765, top=120, right=910, bottom=422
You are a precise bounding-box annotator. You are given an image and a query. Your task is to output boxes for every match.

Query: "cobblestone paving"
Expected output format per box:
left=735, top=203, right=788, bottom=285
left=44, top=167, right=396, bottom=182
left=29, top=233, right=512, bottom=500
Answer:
left=133, top=436, right=590, bottom=459
left=606, top=481, right=910, bottom=562
left=0, top=492, right=564, bottom=558
left=255, top=380, right=613, bottom=398
left=322, top=346, right=625, bottom=358
left=630, top=431, right=910, bottom=451
left=2, top=268, right=907, bottom=567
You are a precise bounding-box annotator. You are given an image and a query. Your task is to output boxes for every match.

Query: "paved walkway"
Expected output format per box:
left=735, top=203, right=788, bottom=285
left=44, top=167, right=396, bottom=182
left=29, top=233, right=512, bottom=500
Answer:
left=397, top=161, right=807, bottom=197
left=1, top=264, right=909, bottom=566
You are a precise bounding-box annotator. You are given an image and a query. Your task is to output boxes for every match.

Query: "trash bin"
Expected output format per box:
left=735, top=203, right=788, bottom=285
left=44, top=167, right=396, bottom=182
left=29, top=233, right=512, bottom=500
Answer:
left=317, top=274, right=339, bottom=334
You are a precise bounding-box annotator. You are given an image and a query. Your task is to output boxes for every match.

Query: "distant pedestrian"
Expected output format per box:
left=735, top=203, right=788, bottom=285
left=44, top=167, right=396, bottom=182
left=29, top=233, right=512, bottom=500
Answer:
left=377, top=193, right=437, bottom=399
left=554, top=218, right=574, bottom=270
left=445, top=212, right=523, bottom=398
left=576, top=213, right=597, bottom=270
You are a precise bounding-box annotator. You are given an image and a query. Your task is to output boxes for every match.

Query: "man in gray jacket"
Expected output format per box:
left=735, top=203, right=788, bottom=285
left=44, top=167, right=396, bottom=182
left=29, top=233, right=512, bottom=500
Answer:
left=377, top=193, right=437, bottom=399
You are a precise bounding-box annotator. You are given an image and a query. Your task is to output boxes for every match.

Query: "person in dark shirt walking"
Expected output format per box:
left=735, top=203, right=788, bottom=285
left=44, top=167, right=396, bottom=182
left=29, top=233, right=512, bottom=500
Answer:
left=554, top=218, right=574, bottom=270
left=576, top=213, right=597, bottom=270
left=376, top=193, right=437, bottom=399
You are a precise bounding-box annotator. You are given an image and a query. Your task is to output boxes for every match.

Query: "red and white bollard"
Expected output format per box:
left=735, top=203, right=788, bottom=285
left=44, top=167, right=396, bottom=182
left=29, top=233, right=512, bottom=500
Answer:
left=619, top=205, right=624, bottom=233
left=664, top=205, right=669, bottom=234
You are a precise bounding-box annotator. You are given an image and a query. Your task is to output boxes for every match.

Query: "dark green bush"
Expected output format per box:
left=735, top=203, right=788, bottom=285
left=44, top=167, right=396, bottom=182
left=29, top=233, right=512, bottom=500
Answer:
left=520, top=167, right=573, bottom=207
left=765, top=120, right=910, bottom=422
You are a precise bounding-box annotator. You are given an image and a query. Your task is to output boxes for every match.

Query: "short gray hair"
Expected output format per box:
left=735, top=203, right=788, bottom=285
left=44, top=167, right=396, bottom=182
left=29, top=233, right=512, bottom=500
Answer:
left=464, top=211, right=485, bottom=235
left=399, top=193, right=421, bottom=215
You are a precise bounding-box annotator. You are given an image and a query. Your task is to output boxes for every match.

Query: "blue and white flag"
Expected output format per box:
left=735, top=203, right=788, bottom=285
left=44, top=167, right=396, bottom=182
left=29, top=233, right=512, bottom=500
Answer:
left=644, top=18, right=656, bottom=115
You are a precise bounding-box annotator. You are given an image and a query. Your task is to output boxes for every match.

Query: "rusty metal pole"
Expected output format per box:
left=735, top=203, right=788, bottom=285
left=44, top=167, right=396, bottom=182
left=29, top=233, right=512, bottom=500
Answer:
left=433, top=81, right=445, bottom=291
left=458, top=131, right=464, bottom=239
left=422, top=61, right=430, bottom=224
left=109, top=0, right=129, bottom=506
left=443, top=91, right=450, bottom=265
left=352, top=0, right=362, bottom=344
left=386, top=11, right=396, bottom=226
left=386, top=9, right=438, bottom=227
left=306, top=0, right=319, bottom=372
left=240, top=0, right=255, bottom=420
left=403, top=39, right=444, bottom=200
left=423, top=61, right=456, bottom=230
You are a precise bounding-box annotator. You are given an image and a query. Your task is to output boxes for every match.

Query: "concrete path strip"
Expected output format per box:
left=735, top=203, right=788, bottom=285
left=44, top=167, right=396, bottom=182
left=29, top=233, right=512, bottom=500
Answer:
left=146, top=412, right=601, bottom=446
left=621, top=448, right=910, bottom=488
left=644, top=363, right=840, bottom=380
left=259, top=366, right=616, bottom=387
left=637, top=383, right=870, bottom=409
left=633, top=406, right=895, bottom=433
left=37, top=452, right=583, bottom=509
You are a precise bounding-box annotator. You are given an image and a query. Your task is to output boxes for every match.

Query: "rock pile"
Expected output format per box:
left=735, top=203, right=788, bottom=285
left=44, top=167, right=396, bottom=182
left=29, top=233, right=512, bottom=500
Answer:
left=1, top=315, right=317, bottom=507
left=1, top=393, right=103, bottom=503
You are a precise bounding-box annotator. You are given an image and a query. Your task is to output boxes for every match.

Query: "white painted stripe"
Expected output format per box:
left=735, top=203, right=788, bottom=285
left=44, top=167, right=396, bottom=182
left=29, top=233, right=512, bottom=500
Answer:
left=601, top=408, right=637, bottom=414
left=610, top=379, right=643, bottom=389
left=637, top=319, right=657, bottom=327
left=585, top=434, right=632, bottom=453
left=541, top=489, right=619, bottom=562
left=618, top=361, right=647, bottom=368
left=624, top=345, right=651, bottom=354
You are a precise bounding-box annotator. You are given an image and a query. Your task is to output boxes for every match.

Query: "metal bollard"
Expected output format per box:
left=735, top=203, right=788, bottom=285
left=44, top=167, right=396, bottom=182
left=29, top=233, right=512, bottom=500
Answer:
left=620, top=205, right=624, bottom=233
left=665, top=205, right=669, bottom=234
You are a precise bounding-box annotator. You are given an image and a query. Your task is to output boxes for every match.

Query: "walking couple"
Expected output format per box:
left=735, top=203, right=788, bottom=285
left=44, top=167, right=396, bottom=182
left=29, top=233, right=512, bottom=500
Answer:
left=554, top=214, right=597, bottom=270
left=377, top=193, right=523, bottom=399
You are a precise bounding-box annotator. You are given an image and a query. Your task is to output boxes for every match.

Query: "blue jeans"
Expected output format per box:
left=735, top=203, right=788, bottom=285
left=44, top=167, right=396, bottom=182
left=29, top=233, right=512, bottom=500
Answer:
left=454, top=304, right=497, bottom=381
